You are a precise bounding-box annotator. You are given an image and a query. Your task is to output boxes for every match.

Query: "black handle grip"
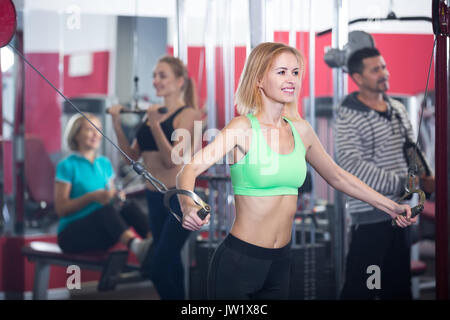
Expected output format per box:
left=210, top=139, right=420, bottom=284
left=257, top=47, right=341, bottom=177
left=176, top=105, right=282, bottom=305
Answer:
left=106, top=107, right=168, bottom=114
left=411, top=205, right=424, bottom=217
left=132, top=161, right=146, bottom=175
left=106, top=108, right=145, bottom=114
left=197, top=206, right=210, bottom=220
left=391, top=204, right=424, bottom=227
left=163, top=189, right=210, bottom=224
left=392, top=188, right=426, bottom=227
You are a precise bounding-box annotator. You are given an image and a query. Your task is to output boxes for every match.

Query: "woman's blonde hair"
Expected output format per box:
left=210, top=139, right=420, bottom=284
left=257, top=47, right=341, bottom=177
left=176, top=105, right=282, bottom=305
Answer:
left=158, top=56, right=198, bottom=110
left=235, top=42, right=304, bottom=120
left=65, top=113, right=99, bottom=151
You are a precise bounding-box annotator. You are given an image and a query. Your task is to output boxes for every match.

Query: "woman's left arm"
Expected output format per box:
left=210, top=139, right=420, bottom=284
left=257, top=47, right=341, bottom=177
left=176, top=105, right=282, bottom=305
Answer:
left=297, top=120, right=414, bottom=228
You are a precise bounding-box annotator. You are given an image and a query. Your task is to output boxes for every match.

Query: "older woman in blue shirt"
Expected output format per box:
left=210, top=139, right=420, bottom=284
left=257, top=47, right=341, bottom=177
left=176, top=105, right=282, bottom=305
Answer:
left=54, top=113, right=152, bottom=264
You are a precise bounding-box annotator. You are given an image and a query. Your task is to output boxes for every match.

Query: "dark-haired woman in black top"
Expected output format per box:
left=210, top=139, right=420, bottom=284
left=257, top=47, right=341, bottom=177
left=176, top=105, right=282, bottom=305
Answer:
left=110, top=56, right=202, bottom=299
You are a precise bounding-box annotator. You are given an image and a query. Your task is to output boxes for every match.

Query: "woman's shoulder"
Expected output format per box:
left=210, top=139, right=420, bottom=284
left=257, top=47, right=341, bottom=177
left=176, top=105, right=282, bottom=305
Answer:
left=56, top=154, right=77, bottom=176
left=176, top=106, right=203, bottom=122
left=289, top=117, right=312, bottom=135
left=57, top=154, right=77, bottom=166
left=226, top=115, right=252, bottom=130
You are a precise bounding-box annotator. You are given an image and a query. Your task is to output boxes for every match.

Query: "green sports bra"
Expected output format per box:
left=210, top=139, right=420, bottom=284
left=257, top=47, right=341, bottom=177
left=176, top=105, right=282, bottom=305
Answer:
left=230, top=114, right=307, bottom=196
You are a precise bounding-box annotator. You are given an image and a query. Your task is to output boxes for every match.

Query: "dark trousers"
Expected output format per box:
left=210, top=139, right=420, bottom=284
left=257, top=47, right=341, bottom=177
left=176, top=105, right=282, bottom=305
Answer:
left=207, top=234, right=292, bottom=300
left=144, top=190, right=191, bottom=300
left=340, top=220, right=412, bottom=300
left=58, top=201, right=149, bottom=253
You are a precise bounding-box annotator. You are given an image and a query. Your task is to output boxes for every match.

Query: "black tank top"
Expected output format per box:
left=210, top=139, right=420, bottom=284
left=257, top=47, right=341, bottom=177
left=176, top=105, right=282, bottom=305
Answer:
left=136, top=106, right=188, bottom=151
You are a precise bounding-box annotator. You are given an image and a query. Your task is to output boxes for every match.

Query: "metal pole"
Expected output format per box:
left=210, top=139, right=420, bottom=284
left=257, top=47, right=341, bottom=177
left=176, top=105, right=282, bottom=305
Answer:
left=435, top=31, right=449, bottom=300
left=0, top=50, right=3, bottom=226
left=223, top=0, right=235, bottom=236
left=308, top=0, right=316, bottom=204
left=332, top=0, right=348, bottom=108
left=13, top=31, right=25, bottom=236
left=175, top=0, right=187, bottom=63
left=447, top=37, right=450, bottom=300
left=249, top=0, right=266, bottom=49
left=205, top=0, right=217, bottom=245
left=331, top=0, right=348, bottom=299
left=224, top=0, right=235, bottom=127
left=289, top=0, right=296, bottom=48
left=131, top=1, right=139, bottom=111
left=265, top=0, right=273, bottom=43
left=176, top=0, right=188, bottom=298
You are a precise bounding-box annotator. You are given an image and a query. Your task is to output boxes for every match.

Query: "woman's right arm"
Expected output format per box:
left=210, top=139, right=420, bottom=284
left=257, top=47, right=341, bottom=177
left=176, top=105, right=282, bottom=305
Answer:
left=54, top=182, right=113, bottom=218
left=109, top=104, right=141, bottom=162
left=176, top=116, right=250, bottom=231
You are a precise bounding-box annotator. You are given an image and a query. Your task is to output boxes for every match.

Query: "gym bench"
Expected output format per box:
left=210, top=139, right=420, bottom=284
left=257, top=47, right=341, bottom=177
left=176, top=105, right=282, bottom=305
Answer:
left=22, top=241, right=145, bottom=300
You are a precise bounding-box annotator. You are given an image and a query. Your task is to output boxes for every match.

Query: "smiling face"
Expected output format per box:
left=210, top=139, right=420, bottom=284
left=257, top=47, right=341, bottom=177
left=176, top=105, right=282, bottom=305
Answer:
left=353, top=55, right=390, bottom=93
left=258, top=52, right=302, bottom=105
left=152, top=61, right=184, bottom=98
left=75, top=117, right=102, bottom=151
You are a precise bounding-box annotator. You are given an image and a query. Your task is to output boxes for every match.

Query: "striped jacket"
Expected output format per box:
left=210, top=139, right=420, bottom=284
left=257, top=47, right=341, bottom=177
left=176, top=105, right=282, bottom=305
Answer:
left=334, top=92, right=415, bottom=225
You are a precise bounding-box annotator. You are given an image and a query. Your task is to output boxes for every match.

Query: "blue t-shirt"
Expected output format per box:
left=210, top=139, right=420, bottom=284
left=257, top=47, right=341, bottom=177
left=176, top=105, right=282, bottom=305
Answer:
left=55, top=153, right=115, bottom=233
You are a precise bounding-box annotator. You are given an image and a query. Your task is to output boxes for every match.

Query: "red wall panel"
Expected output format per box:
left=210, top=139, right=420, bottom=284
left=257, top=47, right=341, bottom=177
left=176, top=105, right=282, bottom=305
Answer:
left=63, top=51, right=110, bottom=98
left=184, top=46, right=247, bottom=127
left=187, top=47, right=207, bottom=109
left=23, top=51, right=110, bottom=155
left=349, top=33, right=435, bottom=95
left=24, top=53, right=61, bottom=154
left=234, top=46, right=247, bottom=117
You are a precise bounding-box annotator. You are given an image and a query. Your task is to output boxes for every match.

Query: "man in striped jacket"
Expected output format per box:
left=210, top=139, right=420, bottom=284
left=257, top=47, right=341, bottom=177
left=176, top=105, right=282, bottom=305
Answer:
left=335, top=47, right=434, bottom=300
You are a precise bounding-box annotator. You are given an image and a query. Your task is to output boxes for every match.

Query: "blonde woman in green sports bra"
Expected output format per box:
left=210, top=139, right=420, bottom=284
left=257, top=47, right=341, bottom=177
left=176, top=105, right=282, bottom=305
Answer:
left=176, top=42, right=415, bottom=300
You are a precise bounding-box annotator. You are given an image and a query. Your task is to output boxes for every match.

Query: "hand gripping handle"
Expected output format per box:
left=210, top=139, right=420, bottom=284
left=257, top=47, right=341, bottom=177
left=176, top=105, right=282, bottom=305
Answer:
left=391, top=188, right=426, bottom=227
left=163, top=189, right=211, bottom=223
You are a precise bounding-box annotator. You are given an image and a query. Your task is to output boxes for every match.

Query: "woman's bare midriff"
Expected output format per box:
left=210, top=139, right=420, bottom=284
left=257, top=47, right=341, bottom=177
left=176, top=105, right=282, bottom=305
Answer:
left=231, top=194, right=298, bottom=248
left=141, top=151, right=182, bottom=190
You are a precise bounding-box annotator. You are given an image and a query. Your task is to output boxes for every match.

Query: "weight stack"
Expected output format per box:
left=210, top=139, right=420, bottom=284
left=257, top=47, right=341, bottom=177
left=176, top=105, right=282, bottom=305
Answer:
left=289, top=243, right=336, bottom=300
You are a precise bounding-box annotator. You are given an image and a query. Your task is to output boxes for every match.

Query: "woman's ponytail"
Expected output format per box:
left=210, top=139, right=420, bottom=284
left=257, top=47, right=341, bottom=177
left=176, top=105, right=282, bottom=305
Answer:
left=184, top=77, right=198, bottom=109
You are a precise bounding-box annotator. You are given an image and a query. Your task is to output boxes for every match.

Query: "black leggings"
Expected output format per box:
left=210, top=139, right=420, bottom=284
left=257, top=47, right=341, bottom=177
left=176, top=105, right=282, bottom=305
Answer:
left=340, top=220, right=412, bottom=300
left=58, top=201, right=149, bottom=253
left=207, top=234, right=292, bottom=300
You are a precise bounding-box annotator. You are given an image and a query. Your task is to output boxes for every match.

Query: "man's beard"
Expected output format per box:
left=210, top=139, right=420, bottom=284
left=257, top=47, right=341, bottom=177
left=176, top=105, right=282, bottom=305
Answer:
left=374, top=78, right=389, bottom=92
